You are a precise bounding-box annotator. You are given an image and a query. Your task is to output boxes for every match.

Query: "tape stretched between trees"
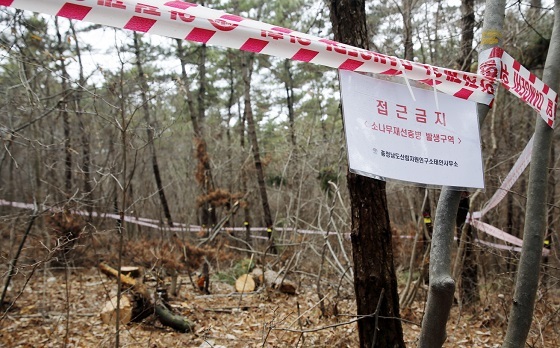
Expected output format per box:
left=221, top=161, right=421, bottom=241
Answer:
left=0, top=198, right=548, bottom=255
left=1, top=1, right=556, bottom=253
left=3, top=1, right=556, bottom=125
left=4, top=0, right=496, bottom=104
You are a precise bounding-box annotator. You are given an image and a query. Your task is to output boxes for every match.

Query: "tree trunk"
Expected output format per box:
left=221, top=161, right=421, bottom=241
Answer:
left=176, top=40, right=217, bottom=228
left=418, top=1, right=506, bottom=346
left=458, top=0, right=475, bottom=71
left=402, top=0, right=415, bottom=61
left=69, top=22, right=94, bottom=219
left=241, top=52, right=274, bottom=239
left=328, top=1, right=405, bottom=347
left=54, top=18, right=72, bottom=197
left=502, top=1, right=560, bottom=346
left=133, top=33, right=173, bottom=227
left=456, top=0, right=479, bottom=306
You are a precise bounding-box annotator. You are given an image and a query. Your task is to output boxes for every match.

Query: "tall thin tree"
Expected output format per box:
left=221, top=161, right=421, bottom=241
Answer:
left=502, top=1, right=560, bottom=346
left=328, top=1, right=405, bottom=347
left=132, top=33, right=173, bottom=227
left=418, top=0, right=506, bottom=346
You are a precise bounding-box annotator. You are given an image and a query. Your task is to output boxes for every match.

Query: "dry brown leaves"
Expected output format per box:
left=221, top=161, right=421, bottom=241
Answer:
left=1, top=267, right=559, bottom=347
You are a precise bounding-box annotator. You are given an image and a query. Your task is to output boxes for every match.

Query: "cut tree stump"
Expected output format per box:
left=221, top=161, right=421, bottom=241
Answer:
left=120, top=266, right=142, bottom=278
left=98, top=263, right=194, bottom=332
left=100, top=295, right=133, bottom=325
left=251, top=268, right=296, bottom=295
left=235, top=274, right=256, bottom=293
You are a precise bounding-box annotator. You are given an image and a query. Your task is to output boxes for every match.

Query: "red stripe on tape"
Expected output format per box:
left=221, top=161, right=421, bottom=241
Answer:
left=57, top=3, right=92, bottom=20
left=186, top=28, right=216, bottom=43
left=513, top=60, right=521, bottom=71
left=164, top=1, right=198, bottom=9
left=339, top=59, right=363, bottom=71
left=529, top=73, right=536, bottom=83
left=381, top=68, right=402, bottom=75
left=124, top=16, right=157, bottom=33
left=454, top=88, right=474, bottom=100
left=292, top=48, right=319, bottom=62
left=221, top=14, right=244, bottom=22
left=419, top=78, right=443, bottom=86
left=0, top=0, right=14, bottom=6
left=490, top=47, right=504, bottom=58
left=272, top=26, right=292, bottom=33
left=548, top=119, right=554, bottom=127
left=542, top=84, right=549, bottom=94
left=240, top=38, right=268, bottom=52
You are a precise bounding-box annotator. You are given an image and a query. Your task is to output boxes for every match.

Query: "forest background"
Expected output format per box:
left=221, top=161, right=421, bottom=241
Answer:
left=0, top=0, right=559, bottom=347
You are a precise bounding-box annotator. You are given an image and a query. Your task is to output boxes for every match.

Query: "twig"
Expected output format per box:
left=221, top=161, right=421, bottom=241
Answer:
left=371, top=288, right=385, bottom=348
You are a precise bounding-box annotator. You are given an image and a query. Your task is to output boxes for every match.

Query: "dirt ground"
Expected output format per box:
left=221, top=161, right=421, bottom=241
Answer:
left=1, top=264, right=558, bottom=348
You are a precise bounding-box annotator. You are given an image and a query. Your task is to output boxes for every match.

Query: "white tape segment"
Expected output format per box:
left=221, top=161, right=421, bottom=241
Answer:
left=1, top=198, right=549, bottom=255
left=2, top=0, right=498, bottom=104
left=476, top=134, right=534, bottom=219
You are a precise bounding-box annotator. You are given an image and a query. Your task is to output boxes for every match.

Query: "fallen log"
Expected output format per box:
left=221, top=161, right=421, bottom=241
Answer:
left=99, top=263, right=194, bottom=332
left=251, top=268, right=297, bottom=295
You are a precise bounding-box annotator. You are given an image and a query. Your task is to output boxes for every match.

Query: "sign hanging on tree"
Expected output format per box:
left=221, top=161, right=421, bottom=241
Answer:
left=340, top=71, right=484, bottom=189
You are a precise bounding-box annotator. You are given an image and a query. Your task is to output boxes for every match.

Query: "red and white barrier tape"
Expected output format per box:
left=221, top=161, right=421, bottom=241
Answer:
left=471, top=135, right=534, bottom=220
left=467, top=134, right=551, bottom=256
left=0, top=198, right=547, bottom=254
left=3, top=1, right=556, bottom=123
left=480, top=47, right=558, bottom=127
left=3, top=0, right=497, bottom=104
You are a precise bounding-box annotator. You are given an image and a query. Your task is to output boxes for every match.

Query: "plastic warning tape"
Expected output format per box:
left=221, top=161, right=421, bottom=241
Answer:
left=479, top=47, right=558, bottom=127
left=2, top=0, right=497, bottom=105
left=471, top=134, right=534, bottom=220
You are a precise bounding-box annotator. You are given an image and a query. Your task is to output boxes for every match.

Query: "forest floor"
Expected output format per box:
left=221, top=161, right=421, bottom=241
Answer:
left=1, top=263, right=559, bottom=348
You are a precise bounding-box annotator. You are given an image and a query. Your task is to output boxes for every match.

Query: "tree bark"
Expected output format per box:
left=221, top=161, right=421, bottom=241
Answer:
left=328, top=1, right=405, bottom=347
left=502, top=1, right=560, bottom=347
left=54, top=18, right=72, bottom=197
left=133, top=33, right=173, bottom=227
left=456, top=0, right=479, bottom=306
left=176, top=40, right=217, bottom=227
left=241, top=52, right=274, bottom=236
left=418, top=1, right=506, bottom=346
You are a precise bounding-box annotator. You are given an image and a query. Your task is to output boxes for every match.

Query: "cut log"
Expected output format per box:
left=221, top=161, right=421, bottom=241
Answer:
left=99, top=263, right=194, bottom=332
left=235, top=274, right=256, bottom=293
left=155, top=304, right=194, bottom=333
left=252, top=268, right=297, bottom=295
left=100, top=295, right=132, bottom=325
left=250, top=268, right=263, bottom=286
left=120, top=266, right=142, bottom=278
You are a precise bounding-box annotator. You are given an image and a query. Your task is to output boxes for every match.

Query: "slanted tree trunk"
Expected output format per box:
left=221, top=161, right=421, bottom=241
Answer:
left=241, top=52, right=275, bottom=246
left=502, top=1, right=560, bottom=346
left=418, top=1, right=506, bottom=346
left=328, top=1, right=405, bottom=347
left=176, top=40, right=217, bottom=228
left=132, top=33, right=173, bottom=227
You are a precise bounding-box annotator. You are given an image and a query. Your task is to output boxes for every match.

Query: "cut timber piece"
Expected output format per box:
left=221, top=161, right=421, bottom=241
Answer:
left=120, top=266, right=142, bottom=278
left=235, top=274, right=256, bottom=293
left=263, top=269, right=297, bottom=295
left=98, top=263, right=194, bottom=332
left=100, top=295, right=132, bottom=325
left=250, top=268, right=263, bottom=286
